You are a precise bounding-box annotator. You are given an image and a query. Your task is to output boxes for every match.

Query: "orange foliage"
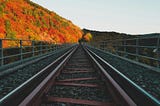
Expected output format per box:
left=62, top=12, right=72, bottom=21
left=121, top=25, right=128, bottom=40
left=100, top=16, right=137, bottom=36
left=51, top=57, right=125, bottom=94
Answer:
left=0, top=27, right=5, bottom=33
left=0, top=0, right=82, bottom=46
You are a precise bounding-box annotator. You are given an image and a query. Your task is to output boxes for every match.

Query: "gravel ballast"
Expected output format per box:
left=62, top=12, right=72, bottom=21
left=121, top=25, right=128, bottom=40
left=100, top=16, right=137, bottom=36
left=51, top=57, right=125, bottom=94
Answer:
left=89, top=47, right=160, bottom=101
left=0, top=48, right=71, bottom=99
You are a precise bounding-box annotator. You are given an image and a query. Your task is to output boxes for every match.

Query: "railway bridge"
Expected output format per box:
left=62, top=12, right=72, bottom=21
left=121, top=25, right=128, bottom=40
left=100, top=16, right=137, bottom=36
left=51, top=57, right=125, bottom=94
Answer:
left=0, top=38, right=159, bottom=106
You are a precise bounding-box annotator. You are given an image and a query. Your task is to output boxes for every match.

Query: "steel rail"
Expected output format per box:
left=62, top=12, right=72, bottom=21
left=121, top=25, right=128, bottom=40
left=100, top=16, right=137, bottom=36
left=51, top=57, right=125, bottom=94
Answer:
left=18, top=45, right=78, bottom=106
left=85, top=45, right=160, bottom=106
left=0, top=45, right=77, bottom=106
left=1, top=44, right=158, bottom=106
left=19, top=45, right=129, bottom=106
left=83, top=46, right=137, bottom=106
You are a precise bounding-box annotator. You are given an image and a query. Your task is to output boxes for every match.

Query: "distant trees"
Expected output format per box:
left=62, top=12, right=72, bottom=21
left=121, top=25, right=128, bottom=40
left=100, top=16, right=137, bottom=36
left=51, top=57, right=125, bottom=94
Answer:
left=84, top=33, right=92, bottom=41
left=79, top=32, right=92, bottom=42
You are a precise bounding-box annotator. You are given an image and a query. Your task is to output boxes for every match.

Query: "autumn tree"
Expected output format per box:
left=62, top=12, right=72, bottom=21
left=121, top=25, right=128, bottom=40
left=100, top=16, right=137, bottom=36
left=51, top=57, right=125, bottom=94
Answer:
left=83, top=32, right=92, bottom=42
left=0, top=0, right=82, bottom=44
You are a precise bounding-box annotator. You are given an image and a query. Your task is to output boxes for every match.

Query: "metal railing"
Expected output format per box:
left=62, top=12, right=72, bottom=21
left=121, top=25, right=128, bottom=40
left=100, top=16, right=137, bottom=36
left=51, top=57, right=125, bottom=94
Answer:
left=87, top=35, right=160, bottom=69
left=0, top=39, right=72, bottom=67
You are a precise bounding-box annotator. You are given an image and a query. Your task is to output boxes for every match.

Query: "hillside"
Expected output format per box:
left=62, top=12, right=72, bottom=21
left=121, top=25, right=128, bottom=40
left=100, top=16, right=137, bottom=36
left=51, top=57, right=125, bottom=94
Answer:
left=0, top=0, right=82, bottom=44
left=83, top=29, right=134, bottom=43
left=83, top=29, right=160, bottom=42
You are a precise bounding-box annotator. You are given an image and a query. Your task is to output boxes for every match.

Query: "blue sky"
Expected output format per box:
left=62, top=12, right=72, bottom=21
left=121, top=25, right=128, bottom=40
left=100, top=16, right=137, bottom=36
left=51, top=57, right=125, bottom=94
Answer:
left=31, top=0, right=160, bottom=34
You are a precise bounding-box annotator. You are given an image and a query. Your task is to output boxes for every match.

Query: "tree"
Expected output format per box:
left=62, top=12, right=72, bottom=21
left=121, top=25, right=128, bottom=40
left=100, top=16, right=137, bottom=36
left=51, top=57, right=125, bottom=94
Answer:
left=83, top=33, right=92, bottom=42
left=5, top=20, right=16, bottom=39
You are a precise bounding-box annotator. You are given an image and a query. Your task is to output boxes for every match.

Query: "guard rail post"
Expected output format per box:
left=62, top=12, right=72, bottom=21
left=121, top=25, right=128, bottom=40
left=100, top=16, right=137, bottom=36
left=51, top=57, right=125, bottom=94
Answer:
left=115, top=40, right=118, bottom=54
left=40, top=41, right=42, bottom=55
left=20, top=40, right=23, bottom=61
left=157, top=37, right=160, bottom=68
left=49, top=44, right=52, bottom=52
left=32, top=41, right=35, bottom=56
left=51, top=44, right=54, bottom=51
left=124, top=38, right=127, bottom=58
left=0, top=39, right=3, bottom=66
left=136, top=38, right=139, bottom=62
left=45, top=43, right=47, bottom=53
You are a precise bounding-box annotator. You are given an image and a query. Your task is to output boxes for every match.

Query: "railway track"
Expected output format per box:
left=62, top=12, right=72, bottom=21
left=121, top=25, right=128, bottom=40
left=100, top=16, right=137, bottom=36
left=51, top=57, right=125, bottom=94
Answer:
left=19, top=45, right=134, bottom=106
left=0, top=45, right=159, bottom=106
left=39, top=47, right=120, bottom=106
left=0, top=47, right=72, bottom=100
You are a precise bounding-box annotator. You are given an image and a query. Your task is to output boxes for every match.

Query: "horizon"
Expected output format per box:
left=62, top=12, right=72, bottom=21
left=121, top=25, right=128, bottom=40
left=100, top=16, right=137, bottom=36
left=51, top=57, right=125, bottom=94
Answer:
left=31, top=0, right=160, bottom=34
left=83, top=28, right=160, bottom=35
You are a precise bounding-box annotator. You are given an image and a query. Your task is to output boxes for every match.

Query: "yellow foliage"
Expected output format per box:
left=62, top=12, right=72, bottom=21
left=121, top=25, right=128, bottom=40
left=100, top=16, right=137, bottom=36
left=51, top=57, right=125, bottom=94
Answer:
left=84, top=33, right=92, bottom=41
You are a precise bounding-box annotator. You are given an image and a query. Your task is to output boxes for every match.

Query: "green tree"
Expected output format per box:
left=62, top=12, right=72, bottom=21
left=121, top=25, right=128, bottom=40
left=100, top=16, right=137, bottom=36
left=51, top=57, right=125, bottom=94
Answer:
left=5, top=20, right=16, bottom=39
left=49, top=18, right=55, bottom=28
left=0, top=6, right=3, bottom=16
left=35, top=19, right=41, bottom=27
left=39, top=11, right=44, bottom=16
left=5, top=20, right=11, bottom=32
left=41, top=18, right=47, bottom=28
left=0, top=2, right=6, bottom=16
left=6, top=31, right=16, bottom=39
left=62, top=22, right=69, bottom=27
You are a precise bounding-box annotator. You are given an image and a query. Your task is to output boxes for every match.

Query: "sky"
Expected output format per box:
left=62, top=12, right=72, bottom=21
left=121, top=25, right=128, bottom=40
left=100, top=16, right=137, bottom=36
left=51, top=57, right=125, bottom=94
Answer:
left=31, top=0, right=160, bottom=34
